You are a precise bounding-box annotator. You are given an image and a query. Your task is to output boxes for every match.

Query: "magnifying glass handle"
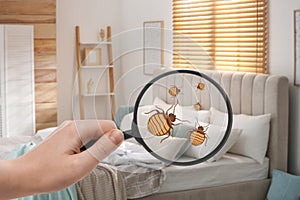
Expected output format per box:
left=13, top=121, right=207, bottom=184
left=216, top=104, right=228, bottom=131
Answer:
left=123, top=130, right=133, bottom=140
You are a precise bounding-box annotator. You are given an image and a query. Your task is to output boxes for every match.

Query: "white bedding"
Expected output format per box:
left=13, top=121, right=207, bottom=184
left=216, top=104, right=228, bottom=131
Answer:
left=159, top=153, right=269, bottom=193
left=108, top=139, right=269, bottom=194
left=0, top=128, right=55, bottom=160
left=0, top=136, right=33, bottom=159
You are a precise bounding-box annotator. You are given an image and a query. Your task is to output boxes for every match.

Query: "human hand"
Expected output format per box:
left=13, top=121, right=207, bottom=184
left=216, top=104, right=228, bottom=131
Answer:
left=0, top=120, right=123, bottom=199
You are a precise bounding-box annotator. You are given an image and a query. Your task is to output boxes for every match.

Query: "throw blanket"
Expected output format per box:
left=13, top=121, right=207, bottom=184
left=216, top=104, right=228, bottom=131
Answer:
left=76, top=164, right=126, bottom=200
left=75, top=163, right=165, bottom=200
left=101, top=141, right=166, bottom=199
left=117, top=164, right=165, bottom=199
left=6, top=141, right=78, bottom=200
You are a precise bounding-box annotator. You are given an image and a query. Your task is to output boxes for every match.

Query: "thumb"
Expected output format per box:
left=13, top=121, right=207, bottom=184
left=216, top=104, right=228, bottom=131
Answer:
left=87, top=129, right=124, bottom=161
left=76, top=129, right=124, bottom=168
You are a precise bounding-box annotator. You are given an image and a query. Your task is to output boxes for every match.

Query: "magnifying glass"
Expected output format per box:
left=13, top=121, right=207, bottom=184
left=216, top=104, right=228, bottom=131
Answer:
left=122, top=69, right=233, bottom=166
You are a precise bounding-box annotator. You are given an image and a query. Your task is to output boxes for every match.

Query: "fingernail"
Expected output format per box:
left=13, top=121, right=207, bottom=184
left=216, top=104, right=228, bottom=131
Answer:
left=110, top=130, right=123, bottom=145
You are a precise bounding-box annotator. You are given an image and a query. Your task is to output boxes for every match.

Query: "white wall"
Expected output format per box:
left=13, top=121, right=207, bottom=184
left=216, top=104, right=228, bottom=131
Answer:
left=115, top=0, right=173, bottom=107
left=57, top=0, right=300, bottom=173
left=269, top=0, right=300, bottom=174
left=57, top=0, right=121, bottom=122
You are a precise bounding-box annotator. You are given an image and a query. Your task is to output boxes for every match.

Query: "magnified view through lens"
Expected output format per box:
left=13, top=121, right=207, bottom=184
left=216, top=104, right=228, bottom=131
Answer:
left=130, top=69, right=232, bottom=166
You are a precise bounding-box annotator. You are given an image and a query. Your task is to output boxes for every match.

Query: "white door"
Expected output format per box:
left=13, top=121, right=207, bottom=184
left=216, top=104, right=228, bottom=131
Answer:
left=0, top=25, right=35, bottom=137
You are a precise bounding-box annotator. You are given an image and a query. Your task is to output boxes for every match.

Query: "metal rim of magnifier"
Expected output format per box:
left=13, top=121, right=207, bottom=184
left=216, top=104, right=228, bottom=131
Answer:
left=131, top=69, right=233, bottom=166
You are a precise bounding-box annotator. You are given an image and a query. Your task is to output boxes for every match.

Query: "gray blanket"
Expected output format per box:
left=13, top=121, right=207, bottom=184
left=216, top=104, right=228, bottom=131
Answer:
left=117, top=164, right=165, bottom=199
left=76, top=163, right=165, bottom=200
left=76, top=164, right=127, bottom=200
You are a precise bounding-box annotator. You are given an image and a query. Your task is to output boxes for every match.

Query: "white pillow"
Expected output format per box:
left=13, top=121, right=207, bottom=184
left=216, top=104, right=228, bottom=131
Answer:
left=120, top=112, right=132, bottom=131
left=153, top=97, right=210, bottom=124
left=153, top=97, right=172, bottom=111
left=36, top=127, right=57, bottom=139
left=209, top=107, right=230, bottom=127
left=181, top=106, right=210, bottom=124
left=210, top=107, right=271, bottom=164
left=207, top=129, right=242, bottom=162
left=144, top=136, right=188, bottom=161
left=120, top=105, right=154, bottom=131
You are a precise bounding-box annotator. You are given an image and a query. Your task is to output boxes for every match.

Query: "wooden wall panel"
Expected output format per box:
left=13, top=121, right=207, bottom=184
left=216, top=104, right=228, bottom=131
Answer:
left=1, top=0, right=57, bottom=131
left=36, top=122, right=57, bottom=131
left=35, top=55, right=56, bottom=69
left=34, top=39, right=56, bottom=55
left=34, top=24, right=56, bottom=39
left=35, top=83, right=57, bottom=103
left=35, top=69, right=56, bottom=83
left=0, top=0, right=56, bottom=15
left=0, top=15, right=55, bottom=24
left=36, top=103, right=57, bottom=123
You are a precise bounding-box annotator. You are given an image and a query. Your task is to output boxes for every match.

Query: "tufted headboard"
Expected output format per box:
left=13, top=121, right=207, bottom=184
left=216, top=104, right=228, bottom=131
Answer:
left=154, top=68, right=289, bottom=177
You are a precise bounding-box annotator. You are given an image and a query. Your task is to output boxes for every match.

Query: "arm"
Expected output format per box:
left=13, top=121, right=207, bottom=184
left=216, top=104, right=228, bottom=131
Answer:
left=0, top=120, right=123, bottom=200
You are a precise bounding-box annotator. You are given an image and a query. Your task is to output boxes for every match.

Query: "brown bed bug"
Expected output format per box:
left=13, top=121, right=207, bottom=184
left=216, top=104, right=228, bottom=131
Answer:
left=194, top=102, right=201, bottom=111
left=190, top=124, right=209, bottom=146
left=197, top=82, right=205, bottom=90
left=145, top=102, right=187, bottom=143
left=168, top=86, right=181, bottom=97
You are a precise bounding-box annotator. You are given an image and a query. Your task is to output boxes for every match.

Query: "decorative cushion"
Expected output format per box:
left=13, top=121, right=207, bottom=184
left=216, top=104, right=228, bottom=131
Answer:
left=210, top=107, right=271, bottom=164
left=267, top=170, right=300, bottom=200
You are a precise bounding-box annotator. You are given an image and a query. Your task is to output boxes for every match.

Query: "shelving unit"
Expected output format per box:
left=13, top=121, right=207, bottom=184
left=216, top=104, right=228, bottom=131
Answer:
left=81, top=65, right=113, bottom=70
left=75, top=26, right=115, bottom=120
left=82, top=93, right=115, bottom=97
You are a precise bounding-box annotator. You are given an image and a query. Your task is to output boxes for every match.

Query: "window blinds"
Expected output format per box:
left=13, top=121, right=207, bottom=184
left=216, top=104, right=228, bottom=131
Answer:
left=173, top=0, right=268, bottom=73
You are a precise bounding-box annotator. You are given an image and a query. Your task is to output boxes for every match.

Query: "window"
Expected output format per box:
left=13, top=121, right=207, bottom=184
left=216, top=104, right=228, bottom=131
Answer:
left=173, top=0, right=268, bottom=73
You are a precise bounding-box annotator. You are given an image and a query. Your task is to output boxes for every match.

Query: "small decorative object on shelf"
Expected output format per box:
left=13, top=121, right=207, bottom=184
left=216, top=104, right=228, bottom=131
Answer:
left=194, top=102, right=202, bottom=111
left=87, top=78, right=94, bottom=94
left=100, top=29, right=105, bottom=42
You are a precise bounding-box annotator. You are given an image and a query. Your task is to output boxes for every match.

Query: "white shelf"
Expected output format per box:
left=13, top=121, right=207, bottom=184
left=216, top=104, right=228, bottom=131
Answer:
left=82, top=93, right=115, bottom=97
left=81, top=65, right=113, bottom=69
left=80, top=42, right=112, bottom=45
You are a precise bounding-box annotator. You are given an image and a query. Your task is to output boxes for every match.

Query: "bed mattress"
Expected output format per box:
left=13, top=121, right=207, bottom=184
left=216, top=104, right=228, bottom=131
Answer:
left=158, top=153, right=269, bottom=193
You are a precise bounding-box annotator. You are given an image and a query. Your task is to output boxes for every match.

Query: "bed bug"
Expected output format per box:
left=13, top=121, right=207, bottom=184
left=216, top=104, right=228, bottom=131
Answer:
left=194, top=102, right=201, bottom=111
left=168, top=86, right=181, bottom=97
left=197, top=82, right=205, bottom=90
left=190, top=124, right=209, bottom=146
left=145, top=102, right=186, bottom=143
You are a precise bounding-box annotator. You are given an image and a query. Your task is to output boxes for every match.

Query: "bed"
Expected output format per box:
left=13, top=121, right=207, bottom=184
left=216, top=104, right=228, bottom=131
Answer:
left=0, top=69, right=289, bottom=200
left=112, top=68, right=289, bottom=200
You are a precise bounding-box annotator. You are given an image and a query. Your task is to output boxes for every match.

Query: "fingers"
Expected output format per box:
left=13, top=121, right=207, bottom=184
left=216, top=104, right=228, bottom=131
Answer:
left=75, top=129, right=124, bottom=168
left=57, top=120, right=116, bottom=146
left=87, top=129, right=123, bottom=161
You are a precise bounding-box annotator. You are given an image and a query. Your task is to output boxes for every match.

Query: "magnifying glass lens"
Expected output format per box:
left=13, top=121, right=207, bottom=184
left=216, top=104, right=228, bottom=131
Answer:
left=129, top=70, right=232, bottom=166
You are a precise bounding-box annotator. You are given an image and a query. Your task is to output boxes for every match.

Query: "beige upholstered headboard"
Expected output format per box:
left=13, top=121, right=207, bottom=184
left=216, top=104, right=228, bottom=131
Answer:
left=154, top=68, right=289, bottom=177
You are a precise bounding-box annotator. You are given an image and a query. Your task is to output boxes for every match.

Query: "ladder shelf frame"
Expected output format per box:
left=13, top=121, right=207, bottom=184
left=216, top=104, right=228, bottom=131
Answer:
left=75, top=26, right=116, bottom=120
